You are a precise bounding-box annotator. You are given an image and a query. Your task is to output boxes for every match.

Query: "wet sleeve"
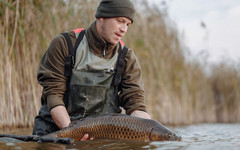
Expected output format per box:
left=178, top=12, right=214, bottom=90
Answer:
left=119, top=49, right=147, bottom=115
left=37, top=33, right=72, bottom=110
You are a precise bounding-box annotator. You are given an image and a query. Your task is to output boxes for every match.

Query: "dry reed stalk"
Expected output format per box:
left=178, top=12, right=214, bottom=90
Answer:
left=9, top=0, right=19, bottom=56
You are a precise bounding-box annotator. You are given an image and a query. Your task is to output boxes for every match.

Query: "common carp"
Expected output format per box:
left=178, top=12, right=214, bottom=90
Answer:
left=44, top=114, right=182, bottom=142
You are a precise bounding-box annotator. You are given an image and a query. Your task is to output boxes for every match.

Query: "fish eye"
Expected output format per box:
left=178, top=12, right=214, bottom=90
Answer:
left=168, top=134, right=172, bottom=138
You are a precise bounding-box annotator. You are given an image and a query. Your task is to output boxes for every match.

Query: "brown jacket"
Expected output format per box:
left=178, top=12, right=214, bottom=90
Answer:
left=37, top=21, right=146, bottom=115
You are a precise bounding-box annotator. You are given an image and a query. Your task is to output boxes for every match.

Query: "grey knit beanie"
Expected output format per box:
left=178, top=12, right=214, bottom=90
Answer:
left=95, top=0, right=135, bottom=23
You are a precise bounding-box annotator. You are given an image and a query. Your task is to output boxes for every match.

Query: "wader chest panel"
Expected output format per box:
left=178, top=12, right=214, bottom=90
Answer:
left=66, top=32, right=123, bottom=121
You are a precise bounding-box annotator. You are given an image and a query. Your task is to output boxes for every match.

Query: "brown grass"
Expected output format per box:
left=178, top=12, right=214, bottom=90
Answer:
left=0, top=0, right=239, bottom=128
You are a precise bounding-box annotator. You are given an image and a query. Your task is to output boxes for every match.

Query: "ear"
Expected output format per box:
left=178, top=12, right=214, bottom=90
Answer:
left=99, top=18, right=104, bottom=22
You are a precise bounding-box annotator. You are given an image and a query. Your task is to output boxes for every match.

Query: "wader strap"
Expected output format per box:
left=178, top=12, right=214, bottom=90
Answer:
left=61, top=30, right=85, bottom=107
left=73, top=30, right=86, bottom=66
left=114, top=44, right=128, bottom=86
left=61, top=33, right=73, bottom=77
left=61, top=30, right=86, bottom=77
left=114, top=44, right=128, bottom=106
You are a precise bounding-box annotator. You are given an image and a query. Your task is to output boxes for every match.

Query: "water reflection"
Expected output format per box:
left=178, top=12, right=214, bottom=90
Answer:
left=68, top=140, right=155, bottom=150
left=0, top=123, right=240, bottom=150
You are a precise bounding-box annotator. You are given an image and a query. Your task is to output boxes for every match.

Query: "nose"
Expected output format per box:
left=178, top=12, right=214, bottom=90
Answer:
left=120, top=24, right=128, bottom=33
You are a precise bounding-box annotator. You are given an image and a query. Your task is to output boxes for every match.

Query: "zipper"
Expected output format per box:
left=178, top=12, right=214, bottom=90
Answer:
left=103, top=45, right=106, bottom=57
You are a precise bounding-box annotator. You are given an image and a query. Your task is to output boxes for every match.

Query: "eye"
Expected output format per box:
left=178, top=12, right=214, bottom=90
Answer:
left=168, top=134, right=172, bottom=139
left=117, top=19, right=123, bottom=23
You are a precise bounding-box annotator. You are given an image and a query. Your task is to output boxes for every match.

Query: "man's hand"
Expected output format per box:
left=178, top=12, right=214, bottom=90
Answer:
left=130, top=110, right=151, bottom=119
left=51, top=106, right=94, bottom=141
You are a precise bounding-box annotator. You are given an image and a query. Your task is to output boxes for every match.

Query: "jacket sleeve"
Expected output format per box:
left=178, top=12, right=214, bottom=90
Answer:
left=119, top=49, right=147, bottom=115
left=37, top=31, right=75, bottom=110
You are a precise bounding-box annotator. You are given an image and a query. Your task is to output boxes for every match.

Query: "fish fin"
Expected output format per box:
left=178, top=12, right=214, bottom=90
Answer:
left=69, top=113, right=129, bottom=124
left=68, top=120, right=78, bottom=127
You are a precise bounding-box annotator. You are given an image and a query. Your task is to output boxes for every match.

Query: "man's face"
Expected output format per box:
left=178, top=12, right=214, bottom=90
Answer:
left=98, top=17, right=132, bottom=45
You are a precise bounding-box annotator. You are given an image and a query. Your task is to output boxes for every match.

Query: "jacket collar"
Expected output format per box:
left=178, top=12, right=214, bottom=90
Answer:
left=85, top=21, right=119, bottom=59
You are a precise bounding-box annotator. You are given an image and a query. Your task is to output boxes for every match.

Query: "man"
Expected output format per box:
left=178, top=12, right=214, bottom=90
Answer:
left=33, top=0, right=151, bottom=140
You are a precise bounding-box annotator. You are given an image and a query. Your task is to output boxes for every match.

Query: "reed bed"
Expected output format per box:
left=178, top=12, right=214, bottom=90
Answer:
left=0, top=0, right=239, bottom=128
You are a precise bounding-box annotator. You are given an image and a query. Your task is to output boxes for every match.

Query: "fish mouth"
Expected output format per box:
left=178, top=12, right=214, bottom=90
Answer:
left=168, top=133, right=182, bottom=141
left=170, top=135, right=182, bottom=141
left=176, top=136, right=182, bottom=142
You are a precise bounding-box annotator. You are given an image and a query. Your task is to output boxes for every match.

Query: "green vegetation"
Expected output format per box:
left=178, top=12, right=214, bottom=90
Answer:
left=0, top=0, right=239, bottom=128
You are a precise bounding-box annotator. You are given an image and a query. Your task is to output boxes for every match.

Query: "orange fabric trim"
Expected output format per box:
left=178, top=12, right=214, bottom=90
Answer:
left=73, top=28, right=84, bottom=33
left=119, top=40, right=125, bottom=47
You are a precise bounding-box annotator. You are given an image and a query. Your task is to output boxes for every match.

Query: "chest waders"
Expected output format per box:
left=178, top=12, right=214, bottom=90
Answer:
left=33, top=29, right=128, bottom=136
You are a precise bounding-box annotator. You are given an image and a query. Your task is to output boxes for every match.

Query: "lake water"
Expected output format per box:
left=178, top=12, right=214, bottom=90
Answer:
left=0, top=123, right=239, bottom=150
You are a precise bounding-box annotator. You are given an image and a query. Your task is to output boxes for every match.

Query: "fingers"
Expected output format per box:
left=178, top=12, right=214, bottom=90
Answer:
left=80, top=134, right=94, bottom=141
left=80, top=134, right=89, bottom=141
